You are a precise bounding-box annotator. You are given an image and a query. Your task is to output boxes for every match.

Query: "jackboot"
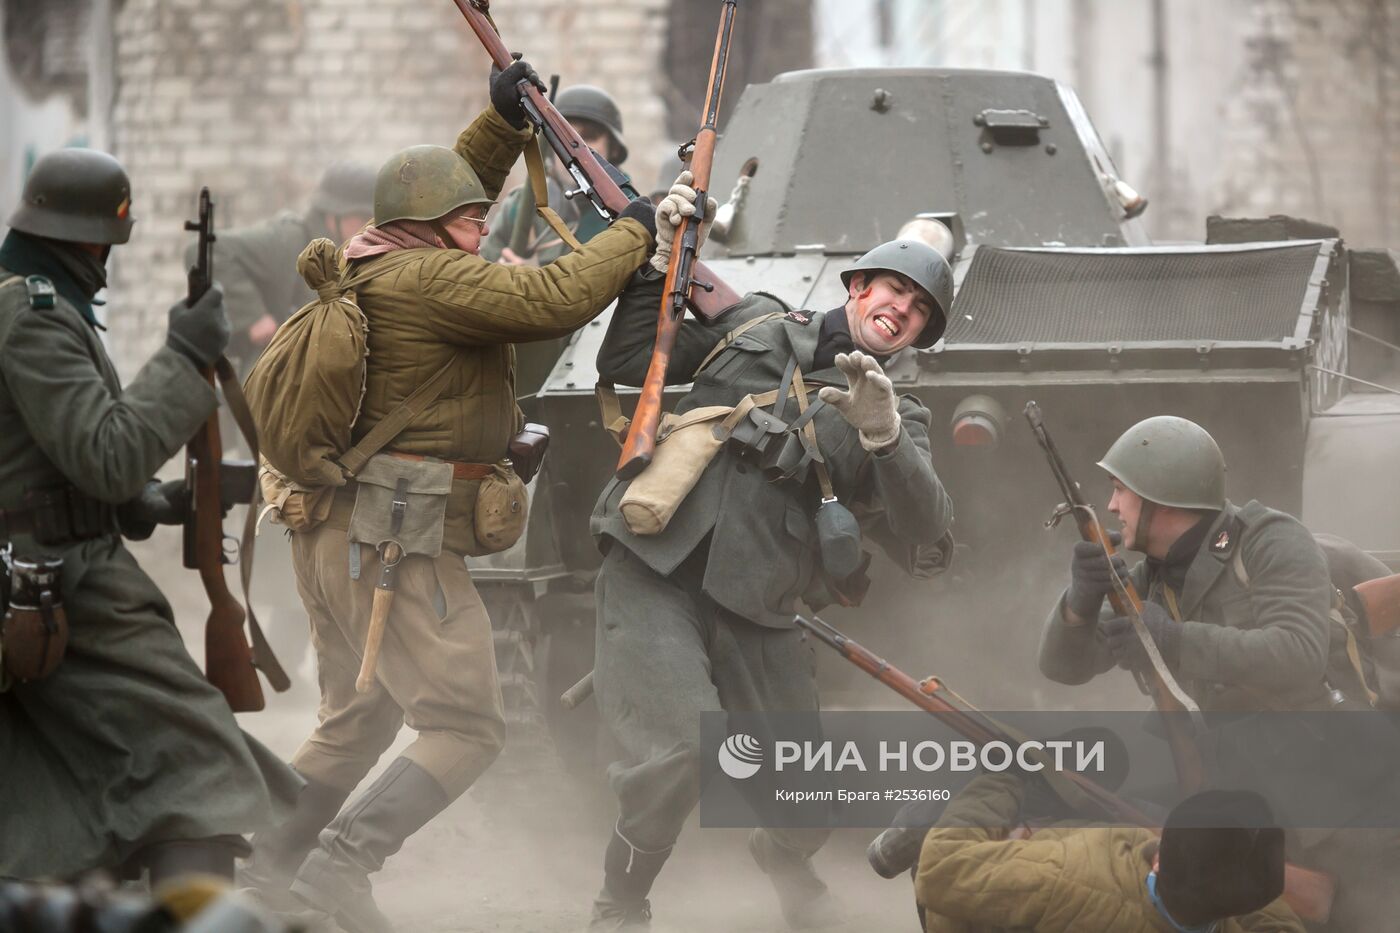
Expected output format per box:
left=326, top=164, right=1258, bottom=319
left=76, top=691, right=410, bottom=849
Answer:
left=238, top=774, right=350, bottom=911
left=289, top=758, right=449, bottom=933
left=139, top=836, right=241, bottom=888
left=587, top=826, right=672, bottom=932
left=748, top=829, right=846, bottom=930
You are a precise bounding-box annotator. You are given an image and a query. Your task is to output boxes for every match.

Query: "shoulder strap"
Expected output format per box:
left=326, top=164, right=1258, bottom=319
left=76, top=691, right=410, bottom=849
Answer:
left=524, top=140, right=583, bottom=252
left=338, top=250, right=425, bottom=293
left=790, top=363, right=836, bottom=502
left=692, top=311, right=786, bottom=378
left=337, top=357, right=459, bottom=478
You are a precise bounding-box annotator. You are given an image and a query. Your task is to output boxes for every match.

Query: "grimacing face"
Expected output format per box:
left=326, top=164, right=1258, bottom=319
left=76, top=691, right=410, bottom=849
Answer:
left=845, top=271, right=934, bottom=355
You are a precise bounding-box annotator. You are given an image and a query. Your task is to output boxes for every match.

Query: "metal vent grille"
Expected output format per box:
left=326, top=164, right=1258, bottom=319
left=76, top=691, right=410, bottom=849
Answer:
left=947, top=244, right=1321, bottom=344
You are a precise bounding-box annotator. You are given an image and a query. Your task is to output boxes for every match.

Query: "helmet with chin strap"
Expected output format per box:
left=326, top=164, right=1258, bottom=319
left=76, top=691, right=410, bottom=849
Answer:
left=839, top=240, right=953, bottom=348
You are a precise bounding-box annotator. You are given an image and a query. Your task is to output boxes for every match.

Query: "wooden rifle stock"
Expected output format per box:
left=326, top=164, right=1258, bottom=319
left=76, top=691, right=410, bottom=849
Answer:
left=795, top=614, right=1335, bottom=923
left=183, top=189, right=264, bottom=712
left=615, top=0, right=738, bottom=479
left=450, top=0, right=740, bottom=321
left=1023, top=401, right=1204, bottom=792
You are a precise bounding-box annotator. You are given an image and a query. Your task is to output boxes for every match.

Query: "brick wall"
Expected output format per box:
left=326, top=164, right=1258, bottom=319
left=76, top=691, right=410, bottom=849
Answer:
left=105, top=0, right=670, bottom=374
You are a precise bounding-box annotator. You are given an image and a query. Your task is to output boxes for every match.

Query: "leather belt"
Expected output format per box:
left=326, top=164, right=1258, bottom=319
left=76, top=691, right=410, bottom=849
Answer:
left=385, top=450, right=495, bottom=481
left=1, top=487, right=119, bottom=546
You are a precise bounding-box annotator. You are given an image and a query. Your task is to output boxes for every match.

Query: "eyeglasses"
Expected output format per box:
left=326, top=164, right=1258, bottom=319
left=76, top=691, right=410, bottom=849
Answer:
left=456, top=213, right=489, bottom=228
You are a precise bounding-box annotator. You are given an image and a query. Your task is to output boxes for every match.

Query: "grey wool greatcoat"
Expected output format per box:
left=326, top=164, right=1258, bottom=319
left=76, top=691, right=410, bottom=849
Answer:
left=591, top=266, right=954, bottom=627
left=1038, top=499, right=1367, bottom=712
left=0, top=271, right=299, bottom=879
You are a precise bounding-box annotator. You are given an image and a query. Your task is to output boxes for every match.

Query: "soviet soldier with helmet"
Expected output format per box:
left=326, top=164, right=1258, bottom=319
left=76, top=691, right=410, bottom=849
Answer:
left=1039, top=415, right=1400, bottom=931
left=186, top=161, right=376, bottom=375
left=0, top=150, right=300, bottom=883
left=584, top=180, right=956, bottom=930
left=237, top=60, right=659, bottom=933
left=480, top=83, right=633, bottom=266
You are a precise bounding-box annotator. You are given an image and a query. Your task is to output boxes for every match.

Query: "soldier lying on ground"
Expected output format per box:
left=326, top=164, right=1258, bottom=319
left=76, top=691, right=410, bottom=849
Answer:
left=914, top=775, right=1303, bottom=932
left=238, top=59, right=657, bottom=933
left=0, top=149, right=299, bottom=883
left=584, top=176, right=956, bottom=931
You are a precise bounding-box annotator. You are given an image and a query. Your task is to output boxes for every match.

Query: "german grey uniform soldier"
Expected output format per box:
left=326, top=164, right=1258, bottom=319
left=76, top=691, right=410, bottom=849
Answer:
left=585, top=180, right=955, bottom=930
left=480, top=84, right=629, bottom=266
left=0, top=150, right=299, bottom=882
left=189, top=161, right=376, bottom=373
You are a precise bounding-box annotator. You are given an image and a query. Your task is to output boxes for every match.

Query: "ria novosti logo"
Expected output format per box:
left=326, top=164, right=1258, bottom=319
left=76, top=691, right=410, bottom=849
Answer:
left=718, top=733, right=764, bottom=779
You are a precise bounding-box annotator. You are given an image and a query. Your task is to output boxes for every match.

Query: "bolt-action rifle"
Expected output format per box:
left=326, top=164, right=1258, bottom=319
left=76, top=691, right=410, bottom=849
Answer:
left=451, top=0, right=739, bottom=312
left=615, top=0, right=739, bottom=479
left=1023, top=401, right=1205, bottom=793
left=182, top=189, right=288, bottom=711
left=795, top=613, right=1336, bottom=923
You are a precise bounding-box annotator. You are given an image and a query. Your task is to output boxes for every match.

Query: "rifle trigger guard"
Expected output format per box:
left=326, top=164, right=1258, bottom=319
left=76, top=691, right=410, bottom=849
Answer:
left=1045, top=502, right=1073, bottom=529
left=221, top=534, right=239, bottom=566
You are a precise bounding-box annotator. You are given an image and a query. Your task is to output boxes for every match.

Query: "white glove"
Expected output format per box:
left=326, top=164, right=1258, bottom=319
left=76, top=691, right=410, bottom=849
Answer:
left=817, top=351, right=901, bottom=451
left=650, top=170, right=718, bottom=274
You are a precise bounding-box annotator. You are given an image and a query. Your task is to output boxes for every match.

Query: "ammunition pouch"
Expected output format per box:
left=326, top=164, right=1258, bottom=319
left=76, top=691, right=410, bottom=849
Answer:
left=348, top=455, right=454, bottom=559
left=507, top=423, right=550, bottom=486
left=0, top=486, right=118, bottom=547
left=1, top=554, right=68, bottom=687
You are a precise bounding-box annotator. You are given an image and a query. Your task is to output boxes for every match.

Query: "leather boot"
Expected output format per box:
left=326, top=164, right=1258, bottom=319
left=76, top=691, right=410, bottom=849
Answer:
left=238, top=774, right=350, bottom=911
left=587, top=826, right=672, bottom=932
left=141, top=837, right=240, bottom=888
left=748, top=829, right=846, bottom=930
left=289, top=758, right=449, bottom=933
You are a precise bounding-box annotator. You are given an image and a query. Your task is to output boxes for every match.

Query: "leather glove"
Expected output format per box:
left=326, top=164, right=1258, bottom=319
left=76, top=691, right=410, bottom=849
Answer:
left=649, top=170, right=717, bottom=274
left=1065, top=532, right=1127, bottom=622
left=1101, top=602, right=1181, bottom=673
left=166, top=283, right=229, bottom=368
left=489, top=55, right=546, bottom=129
left=118, top=479, right=189, bottom=540
left=817, top=351, right=901, bottom=451
left=616, top=197, right=658, bottom=242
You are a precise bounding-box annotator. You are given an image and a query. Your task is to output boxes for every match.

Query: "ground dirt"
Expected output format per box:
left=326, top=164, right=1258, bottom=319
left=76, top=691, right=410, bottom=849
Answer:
left=129, top=525, right=921, bottom=933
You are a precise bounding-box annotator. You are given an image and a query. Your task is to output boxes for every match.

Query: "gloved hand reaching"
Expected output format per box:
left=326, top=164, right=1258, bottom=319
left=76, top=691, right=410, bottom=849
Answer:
left=817, top=351, right=901, bottom=451
left=166, top=283, right=229, bottom=368
left=650, top=171, right=717, bottom=274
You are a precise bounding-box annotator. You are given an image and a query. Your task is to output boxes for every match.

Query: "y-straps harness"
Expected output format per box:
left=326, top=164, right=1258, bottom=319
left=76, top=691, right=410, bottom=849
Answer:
left=1227, top=536, right=1379, bottom=708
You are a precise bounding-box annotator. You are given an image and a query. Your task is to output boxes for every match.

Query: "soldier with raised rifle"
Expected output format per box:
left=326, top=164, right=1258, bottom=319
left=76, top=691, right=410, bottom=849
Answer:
left=585, top=178, right=956, bottom=929
left=0, top=149, right=299, bottom=883
left=238, top=60, right=659, bottom=933
left=481, top=84, right=632, bottom=266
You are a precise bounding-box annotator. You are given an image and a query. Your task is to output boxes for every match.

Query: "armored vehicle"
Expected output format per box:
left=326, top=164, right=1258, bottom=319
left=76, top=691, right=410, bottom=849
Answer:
left=472, top=68, right=1400, bottom=752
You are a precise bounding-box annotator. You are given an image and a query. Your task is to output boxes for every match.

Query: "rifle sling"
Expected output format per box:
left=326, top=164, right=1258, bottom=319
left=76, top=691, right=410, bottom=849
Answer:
left=524, top=131, right=582, bottom=251
left=214, top=356, right=290, bottom=692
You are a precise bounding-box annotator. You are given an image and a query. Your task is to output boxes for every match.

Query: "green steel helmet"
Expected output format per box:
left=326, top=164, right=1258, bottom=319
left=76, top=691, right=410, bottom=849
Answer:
left=372, top=145, right=492, bottom=225
left=1097, top=416, right=1227, bottom=510
left=557, top=84, right=628, bottom=165
left=311, top=160, right=377, bottom=216
left=8, top=148, right=134, bottom=245
left=840, top=240, right=954, bottom=348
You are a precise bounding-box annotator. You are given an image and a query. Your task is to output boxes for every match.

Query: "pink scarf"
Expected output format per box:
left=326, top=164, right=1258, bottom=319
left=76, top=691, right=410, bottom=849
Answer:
left=343, top=219, right=444, bottom=260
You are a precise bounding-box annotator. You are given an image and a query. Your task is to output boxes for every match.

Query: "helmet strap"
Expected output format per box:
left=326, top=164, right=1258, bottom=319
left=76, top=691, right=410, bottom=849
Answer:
left=1135, top=499, right=1158, bottom=554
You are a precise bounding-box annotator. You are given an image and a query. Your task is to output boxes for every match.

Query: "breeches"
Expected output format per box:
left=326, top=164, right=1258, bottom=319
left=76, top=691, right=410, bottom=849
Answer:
left=289, top=524, right=505, bottom=799
left=593, top=544, right=829, bottom=856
